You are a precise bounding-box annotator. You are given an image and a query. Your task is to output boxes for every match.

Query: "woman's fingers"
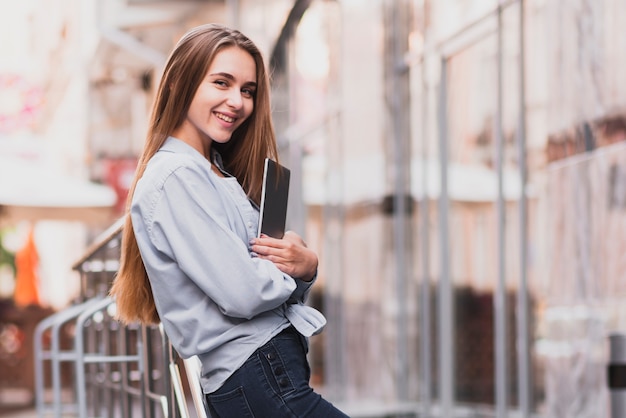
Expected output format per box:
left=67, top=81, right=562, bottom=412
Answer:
left=251, top=236, right=289, bottom=256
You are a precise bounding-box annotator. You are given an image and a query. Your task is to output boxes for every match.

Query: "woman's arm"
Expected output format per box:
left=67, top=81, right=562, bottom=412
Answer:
left=138, top=162, right=298, bottom=319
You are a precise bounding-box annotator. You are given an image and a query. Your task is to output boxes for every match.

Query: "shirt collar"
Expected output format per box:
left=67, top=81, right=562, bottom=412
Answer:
left=161, top=136, right=234, bottom=179
left=211, top=148, right=227, bottom=172
left=160, top=136, right=204, bottom=158
left=161, top=137, right=258, bottom=209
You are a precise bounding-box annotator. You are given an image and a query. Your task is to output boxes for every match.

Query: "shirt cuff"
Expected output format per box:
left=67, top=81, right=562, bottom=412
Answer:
left=288, top=270, right=317, bottom=303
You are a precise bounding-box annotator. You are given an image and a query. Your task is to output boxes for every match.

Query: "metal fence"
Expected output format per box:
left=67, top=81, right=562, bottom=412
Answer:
left=32, top=218, right=187, bottom=418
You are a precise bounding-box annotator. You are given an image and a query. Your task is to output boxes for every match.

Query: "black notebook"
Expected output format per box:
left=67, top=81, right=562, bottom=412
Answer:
left=257, top=158, right=290, bottom=238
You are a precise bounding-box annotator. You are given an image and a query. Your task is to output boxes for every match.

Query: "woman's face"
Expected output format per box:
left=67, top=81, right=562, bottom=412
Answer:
left=174, top=46, right=257, bottom=154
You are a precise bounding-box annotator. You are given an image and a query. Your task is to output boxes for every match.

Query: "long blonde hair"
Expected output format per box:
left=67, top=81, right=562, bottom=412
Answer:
left=110, top=24, right=279, bottom=324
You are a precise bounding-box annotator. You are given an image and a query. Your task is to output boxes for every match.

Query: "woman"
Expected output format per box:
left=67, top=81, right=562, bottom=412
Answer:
left=110, top=23, right=349, bottom=417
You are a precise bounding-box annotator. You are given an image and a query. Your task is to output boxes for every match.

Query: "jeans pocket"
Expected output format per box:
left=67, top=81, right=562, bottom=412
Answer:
left=207, top=386, right=255, bottom=418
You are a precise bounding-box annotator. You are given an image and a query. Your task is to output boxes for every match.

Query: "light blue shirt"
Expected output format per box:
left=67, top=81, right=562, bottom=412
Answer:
left=130, top=136, right=326, bottom=394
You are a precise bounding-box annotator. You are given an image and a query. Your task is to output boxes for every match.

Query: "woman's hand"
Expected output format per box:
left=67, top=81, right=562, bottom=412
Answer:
left=250, top=231, right=318, bottom=282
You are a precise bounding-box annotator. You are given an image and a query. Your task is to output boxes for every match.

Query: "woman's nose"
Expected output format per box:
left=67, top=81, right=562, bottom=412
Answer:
left=226, top=88, right=243, bottom=108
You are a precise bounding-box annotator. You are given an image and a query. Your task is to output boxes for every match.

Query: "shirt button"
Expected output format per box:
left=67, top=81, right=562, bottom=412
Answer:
left=247, top=221, right=253, bottom=228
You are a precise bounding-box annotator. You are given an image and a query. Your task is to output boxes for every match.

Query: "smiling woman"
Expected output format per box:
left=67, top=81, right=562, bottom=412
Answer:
left=109, top=23, right=349, bottom=418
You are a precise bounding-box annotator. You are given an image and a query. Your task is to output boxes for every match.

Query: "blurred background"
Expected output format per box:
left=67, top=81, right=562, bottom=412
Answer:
left=1, top=0, right=626, bottom=417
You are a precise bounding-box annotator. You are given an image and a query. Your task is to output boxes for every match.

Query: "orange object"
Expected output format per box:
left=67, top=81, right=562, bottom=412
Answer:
left=13, top=228, right=40, bottom=307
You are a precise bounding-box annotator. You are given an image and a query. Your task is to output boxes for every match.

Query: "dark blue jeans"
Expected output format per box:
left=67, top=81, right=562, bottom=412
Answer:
left=206, top=327, right=350, bottom=417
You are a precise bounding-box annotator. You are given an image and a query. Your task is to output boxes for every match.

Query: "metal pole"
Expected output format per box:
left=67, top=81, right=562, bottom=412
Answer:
left=609, top=334, right=626, bottom=418
left=387, top=0, right=412, bottom=400
left=323, top=2, right=346, bottom=399
left=494, top=2, right=508, bottom=417
left=516, top=0, right=532, bottom=416
left=380, top=0, right=414, bottom=402
left=419, top=56, right=432, bottom=418
left=437, top=56, right=454, bottom=418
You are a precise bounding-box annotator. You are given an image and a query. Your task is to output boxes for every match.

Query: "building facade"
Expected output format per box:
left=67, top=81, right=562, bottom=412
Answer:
left=2, top=0, right=626, bottom=417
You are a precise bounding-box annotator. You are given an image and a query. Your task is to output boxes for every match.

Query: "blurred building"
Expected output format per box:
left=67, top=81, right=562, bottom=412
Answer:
left=2, top=0, right=626, bottom=417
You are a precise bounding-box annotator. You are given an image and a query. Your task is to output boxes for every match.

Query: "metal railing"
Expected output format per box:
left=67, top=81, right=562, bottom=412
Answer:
left=33, top=218, right=183, bottom=418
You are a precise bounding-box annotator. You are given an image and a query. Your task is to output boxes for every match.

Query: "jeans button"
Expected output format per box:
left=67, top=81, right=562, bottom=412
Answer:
left=279, top=378, right=289, bottom=387
left=266, top=352, right=275, bottom=361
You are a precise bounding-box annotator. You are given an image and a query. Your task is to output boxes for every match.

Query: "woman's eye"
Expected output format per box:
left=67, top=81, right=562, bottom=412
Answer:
left=241, top=88, right=255, bottom=98
left=214, top=80, right=228, bottom=87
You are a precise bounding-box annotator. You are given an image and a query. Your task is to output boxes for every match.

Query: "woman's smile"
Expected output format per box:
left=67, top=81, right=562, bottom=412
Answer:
left=215, top=112, right=236, bottom=123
